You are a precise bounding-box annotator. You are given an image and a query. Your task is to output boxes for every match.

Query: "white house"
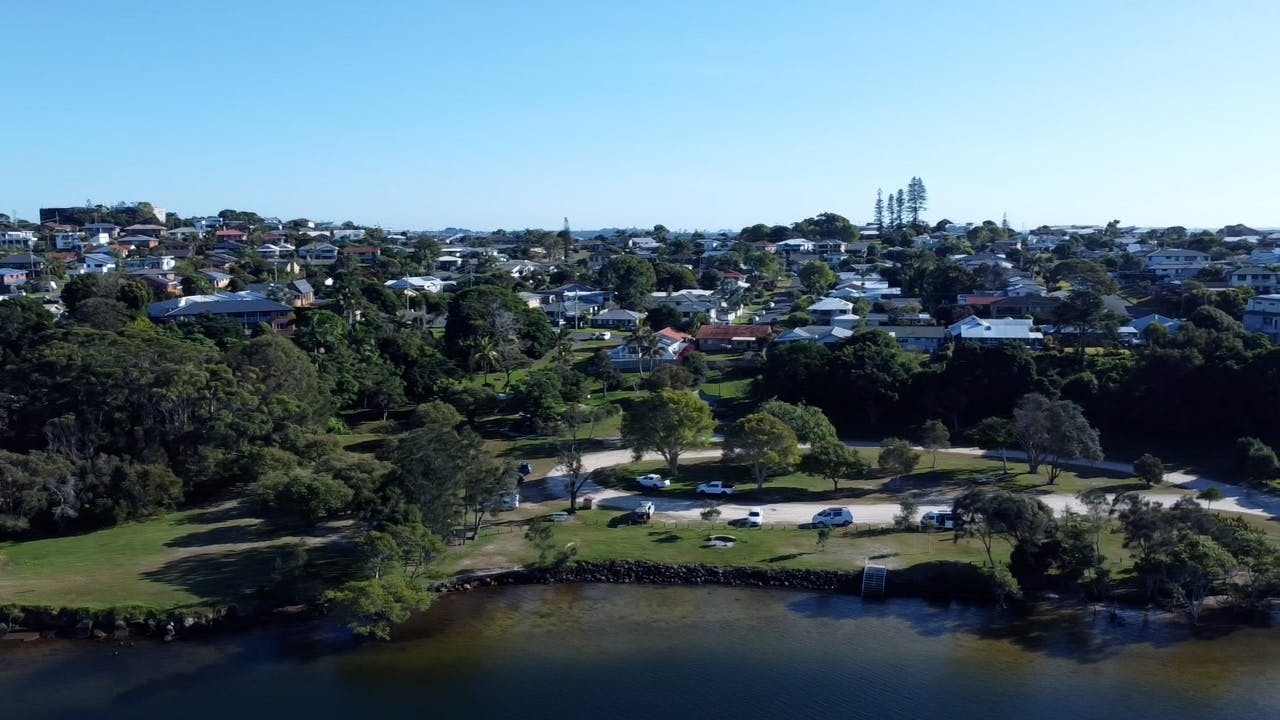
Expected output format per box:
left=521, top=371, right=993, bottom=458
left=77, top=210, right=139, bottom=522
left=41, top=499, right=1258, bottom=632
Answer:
left=0, top=231, right=36, bottom=250
left=775, top=239, right=815, bottom=254
left=607, top=327, right=692, bottom=369
left=807, top=297, right=855, bottom=323
left=384, top=276, right=452, bottom=293
left=124, top=255, right=176, bottom=272
left=298, top=241, right=339, bottom=262
left=948, top=316, right=1043, bottom=347
left=71, top=253, right=117, bottom=275
left=54, top=232, right=87, bottom=251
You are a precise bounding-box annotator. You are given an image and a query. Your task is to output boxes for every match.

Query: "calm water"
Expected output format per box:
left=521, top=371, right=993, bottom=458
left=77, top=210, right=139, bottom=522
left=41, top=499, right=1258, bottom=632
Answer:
left=1, top=585, right=1277, bottom=720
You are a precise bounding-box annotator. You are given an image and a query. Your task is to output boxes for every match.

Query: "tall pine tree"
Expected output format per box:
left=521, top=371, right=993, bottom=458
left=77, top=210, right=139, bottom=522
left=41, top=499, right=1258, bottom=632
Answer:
left=873, top=189, right=884, bottom=227
left=905, top=177, right=928, bottom=225
left=895, top=188, right=906, bottom=227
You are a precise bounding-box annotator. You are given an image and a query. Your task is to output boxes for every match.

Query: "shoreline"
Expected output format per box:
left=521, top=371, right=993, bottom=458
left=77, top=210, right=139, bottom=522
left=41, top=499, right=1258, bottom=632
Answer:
left=5, top=560, right=1272, bottom=642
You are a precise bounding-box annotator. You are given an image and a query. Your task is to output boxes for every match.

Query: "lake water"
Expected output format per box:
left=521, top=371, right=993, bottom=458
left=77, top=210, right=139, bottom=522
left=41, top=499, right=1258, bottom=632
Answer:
left=1, top=585, right=1277, bottom=720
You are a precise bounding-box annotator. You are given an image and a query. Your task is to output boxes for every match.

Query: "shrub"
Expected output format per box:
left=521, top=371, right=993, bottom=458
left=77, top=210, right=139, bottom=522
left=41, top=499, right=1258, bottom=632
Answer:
left=250, top=470, right=354, bottom=526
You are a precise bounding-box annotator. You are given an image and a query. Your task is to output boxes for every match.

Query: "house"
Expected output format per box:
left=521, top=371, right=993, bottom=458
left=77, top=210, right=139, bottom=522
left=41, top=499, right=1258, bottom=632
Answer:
left=1230, top=267, right=1280, bottom=294
left=342, top=246, right=381, bottom=265
left=130, top=269, right=182, bottom=296
left=53, top=232, right=87, bottom=251
left=542, top=299, right=603, bottom=327
left=123, top=223, right=166, bottom=239
left=696, top=324, right=772, bottom=352
left=193, top=217, right=225, bottom=233
left=299, top=242, right=339, bottom=262
left=0, top=253, right=46, bottom=272
left=1130, top=314, right=1183, bottom=338
left=214, top=238, right=249, bottom=255
left=869, top=325, right=949, bottom=354
left=948, top=316, right=1043, bottom=347
left=166, top=227, right=202, bottom=242
left=148, top=291, right=294, bottom=331
left=116, top=234, right=160, bottom=251
left=988, top=295, right=1062, bottom=319
left=384, top=276, right=452, bottom=293
left=607, top=327, right=692, bottom=369
left=82, top=223, right=119, bottom=239
left=593, top=308, right=645, bottom=330
left=772, top=325, right=853, bottom=346
left=258, top=243, right=295, bottom=259
left=214, top=229, right=248, bottom=243
left=1150, top=262, right=1210, bottom=281
left=71, top=253, right=117, bottom=275
left=436, top=255, right=464, bottom=272
left=0, top=231, right=37, bottom=250
left=1147, top=248, right=1209, bottom=265
left=1243, top=294, right=1280, bottom=345
left=807, top=297, right=855, bottom=323
left=200, top=270, right=233, bottom=289
left=0, top=268, right=28, bottom=293
left=775, top=239, right=815, bottom=254
left=124, top=255, right=177, bottom=272
left=248, top=279, right=315, bottom=308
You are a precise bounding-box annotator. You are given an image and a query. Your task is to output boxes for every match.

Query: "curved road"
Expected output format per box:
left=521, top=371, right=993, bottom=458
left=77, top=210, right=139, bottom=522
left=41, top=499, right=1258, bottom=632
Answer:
left=527, top=444, right=1280, bottom=526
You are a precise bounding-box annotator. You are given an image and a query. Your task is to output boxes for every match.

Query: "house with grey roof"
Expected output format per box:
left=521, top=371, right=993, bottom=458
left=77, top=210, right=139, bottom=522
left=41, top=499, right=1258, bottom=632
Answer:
left=1230, top=267, right=1280, bottom=294
left=149, top=291, right=294, bottom=331
left=594, top=308, right=645, bottom=330
left=772, top=325, right=853, bottom=346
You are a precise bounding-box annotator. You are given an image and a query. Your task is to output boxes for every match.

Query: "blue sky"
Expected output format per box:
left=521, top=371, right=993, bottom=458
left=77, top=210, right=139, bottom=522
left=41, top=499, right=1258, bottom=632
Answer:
left=5, top=1, right=1278, bottom=231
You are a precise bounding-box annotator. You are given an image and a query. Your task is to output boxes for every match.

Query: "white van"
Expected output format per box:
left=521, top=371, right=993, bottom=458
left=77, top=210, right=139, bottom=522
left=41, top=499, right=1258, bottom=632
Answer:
left=812, top=507, right=853, bottom=528
left=921, top=511, right=955, bottom=529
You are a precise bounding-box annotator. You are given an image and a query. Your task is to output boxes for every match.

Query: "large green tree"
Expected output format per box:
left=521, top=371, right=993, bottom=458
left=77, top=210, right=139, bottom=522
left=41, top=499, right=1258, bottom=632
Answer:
left=598, top=255, right=656, bottom=309
left=620, top=391, right=715, bottom=475
left=722, top=412, right=799, bottom=490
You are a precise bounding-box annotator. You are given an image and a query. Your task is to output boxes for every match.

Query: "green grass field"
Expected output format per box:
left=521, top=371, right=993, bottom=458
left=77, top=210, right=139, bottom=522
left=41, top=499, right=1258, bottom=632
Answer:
left=0, top=501, right=355, bottom=610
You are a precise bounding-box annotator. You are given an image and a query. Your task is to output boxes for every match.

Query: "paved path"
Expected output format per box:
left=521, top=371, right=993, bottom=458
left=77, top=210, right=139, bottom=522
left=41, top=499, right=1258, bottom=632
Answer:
left=523, top=442, right=1280, bottom=524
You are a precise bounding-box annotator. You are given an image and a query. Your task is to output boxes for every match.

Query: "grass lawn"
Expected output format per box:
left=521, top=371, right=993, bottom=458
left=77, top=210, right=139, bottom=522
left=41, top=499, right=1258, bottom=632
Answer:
left=0, top=501, right=356, bottom=610
left=440, top=509, right=991, bottom=575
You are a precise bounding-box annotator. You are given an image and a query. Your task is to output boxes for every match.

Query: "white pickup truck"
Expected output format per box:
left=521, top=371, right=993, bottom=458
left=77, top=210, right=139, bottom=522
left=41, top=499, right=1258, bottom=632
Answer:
left=696, top=481, right=735, bottom=496
left=632, top=501, right=655, bottom=523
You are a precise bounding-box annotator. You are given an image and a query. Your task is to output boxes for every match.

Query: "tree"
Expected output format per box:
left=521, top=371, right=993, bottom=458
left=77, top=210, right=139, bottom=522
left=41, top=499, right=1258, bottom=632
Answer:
left=722, top=412, right=799, bottom=490
left=918, top=419, right=950, bottom=468
left=1133, top=453, right=1165, bottom=486
left=760, top=400, right=837, bottom=444
left=598, top=255, right=656, bottom=309
left=250, top=469, right=354, bottom=526
left=895, top=494, right=920, bottom=529
left=873, top=188, right=885, bottom=227
left=878, top=438, right=920, bottom=485
left=832, top=332, right=917, bottom=427
left=802, top=441, right=869, bottom=492
left=586, top=349, right=622, bottom=394
left=970, top=417, right=1015, bottom=472
left=620, top=391, right=715, bottom=476
left=1012, top=393, right=1103, bottom=481
left=797, top=261, right=836, bottom=295
left=557, top=404, right=611, bottom=512
left=1165, top=534, right=1236, bottom=624
left=323, top=576, right=433, bottom=640
left=905, top=177, right=928, bottom=225
left=645, top=304, right=681, bottom=332
left=1196, top=487, right=1224, bottom=511
left=1234, top=437, right=1279, bottom=485
left=894, top=188, right=906, bottom=226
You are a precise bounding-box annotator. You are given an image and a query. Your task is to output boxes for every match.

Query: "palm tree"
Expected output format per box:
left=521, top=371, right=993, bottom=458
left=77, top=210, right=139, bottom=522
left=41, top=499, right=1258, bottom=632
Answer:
left=473, top=337, right=499, bottom=387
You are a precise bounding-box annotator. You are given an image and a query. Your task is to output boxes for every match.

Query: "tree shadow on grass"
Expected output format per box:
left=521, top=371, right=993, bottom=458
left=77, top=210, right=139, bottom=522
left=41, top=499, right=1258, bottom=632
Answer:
left=762, top=552, right=812, bottom=563
left=142, top=540, right=360, bottom=609
left=164, top=521, right=345, bottom=549
left=179, top=502, right=254, bottom=526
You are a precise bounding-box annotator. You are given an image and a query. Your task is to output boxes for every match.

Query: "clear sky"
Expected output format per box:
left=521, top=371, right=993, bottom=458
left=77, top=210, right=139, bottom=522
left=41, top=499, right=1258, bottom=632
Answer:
left=5, top=1, right=1278, bottom=232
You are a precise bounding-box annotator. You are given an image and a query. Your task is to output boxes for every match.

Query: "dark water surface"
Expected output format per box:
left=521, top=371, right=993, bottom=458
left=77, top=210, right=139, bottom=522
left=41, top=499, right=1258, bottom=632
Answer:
left=1, top=585, right=1277, bottom=720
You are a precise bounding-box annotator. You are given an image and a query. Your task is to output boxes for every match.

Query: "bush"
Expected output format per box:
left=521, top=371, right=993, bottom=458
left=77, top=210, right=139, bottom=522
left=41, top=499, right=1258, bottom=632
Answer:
left=250, top=470, right=354, bottom=526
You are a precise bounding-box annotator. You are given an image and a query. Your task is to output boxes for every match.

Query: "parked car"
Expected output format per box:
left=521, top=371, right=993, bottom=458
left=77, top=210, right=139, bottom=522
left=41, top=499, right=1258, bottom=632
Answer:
left=921, top=511, right=956, bottom=529
left=546, top=511, right=572, bottom=523
left=500, top=492, right=520, bottom=511
left=812, top=507, right=853, bottom=528
left=632, top=501, right=655, bottom=523
left=591, top=331, right=612, bottom=340
left=746, top=507, right=764, bottom=528
left=636, top=473, right=671, bottom=489
left=696, top=481, right=735, bottom=496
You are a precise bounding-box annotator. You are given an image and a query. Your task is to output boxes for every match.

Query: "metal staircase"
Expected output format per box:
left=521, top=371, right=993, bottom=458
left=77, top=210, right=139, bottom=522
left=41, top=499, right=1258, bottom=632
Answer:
left=861, top=561, right=887, bottom=599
